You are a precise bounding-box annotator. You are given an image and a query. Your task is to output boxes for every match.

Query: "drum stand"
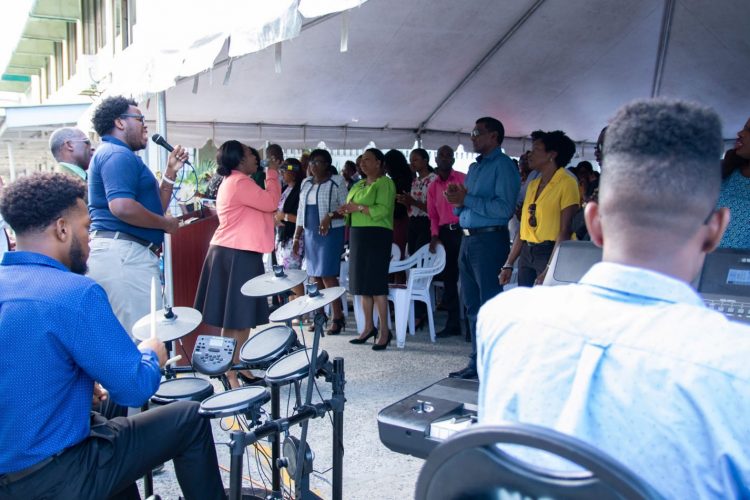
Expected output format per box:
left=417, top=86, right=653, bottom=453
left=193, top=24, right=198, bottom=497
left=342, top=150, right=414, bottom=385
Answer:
left=232, top=272, right=344, bottom=499
left=225, top=342, right=346, bottom=500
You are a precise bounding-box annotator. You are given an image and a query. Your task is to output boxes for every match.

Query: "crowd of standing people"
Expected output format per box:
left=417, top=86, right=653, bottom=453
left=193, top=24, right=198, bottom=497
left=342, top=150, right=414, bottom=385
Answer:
left=1, top=92, right=749, bottom=498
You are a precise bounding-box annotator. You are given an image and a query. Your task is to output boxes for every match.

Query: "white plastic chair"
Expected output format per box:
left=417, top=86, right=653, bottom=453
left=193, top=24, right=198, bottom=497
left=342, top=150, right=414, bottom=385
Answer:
left=387, top=243, right=446, bottom=348
left=352, top=243, right=400, bottom=333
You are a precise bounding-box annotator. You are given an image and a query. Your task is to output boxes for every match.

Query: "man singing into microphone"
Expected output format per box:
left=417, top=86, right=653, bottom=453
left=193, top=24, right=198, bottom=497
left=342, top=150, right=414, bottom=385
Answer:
left=87, top=96, right=187, bottom=335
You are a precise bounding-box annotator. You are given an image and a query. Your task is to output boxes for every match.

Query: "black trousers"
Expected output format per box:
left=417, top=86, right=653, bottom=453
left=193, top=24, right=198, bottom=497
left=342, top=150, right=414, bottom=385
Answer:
left=459, top=228, right=510, bottom=367
left=407, top=216, right=431, bottom=256
left=518, top=240, right=555, bottom=287
left=0, top=401, right=226, bottom=500
left=437, top=225, right=463, bottom=329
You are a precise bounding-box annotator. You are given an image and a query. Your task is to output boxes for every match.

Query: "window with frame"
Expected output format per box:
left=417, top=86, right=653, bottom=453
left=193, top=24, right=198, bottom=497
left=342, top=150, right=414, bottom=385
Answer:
left=82, top=0, right=106, bottom=54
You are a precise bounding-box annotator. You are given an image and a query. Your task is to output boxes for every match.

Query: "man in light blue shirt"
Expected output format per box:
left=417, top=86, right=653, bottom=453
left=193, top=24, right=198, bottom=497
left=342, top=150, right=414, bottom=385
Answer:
left=477, top=99, right=750, bottom=498
left=445, top=116, right=520, bottom=380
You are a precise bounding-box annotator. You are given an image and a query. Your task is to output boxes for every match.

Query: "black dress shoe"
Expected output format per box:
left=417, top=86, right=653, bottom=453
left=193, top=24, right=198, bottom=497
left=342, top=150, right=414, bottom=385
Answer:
left=448, top=366, right=478, bottom=380
left=237, top=372, right=267, bottom=387
left=371, top=331, right=392, bottom=351
left=349, top=327, right=378, bottom=344
left=436, top=327, right=462, bottom=338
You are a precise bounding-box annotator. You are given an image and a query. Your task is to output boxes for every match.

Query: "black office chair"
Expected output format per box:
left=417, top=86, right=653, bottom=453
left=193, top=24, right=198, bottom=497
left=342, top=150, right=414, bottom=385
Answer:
left=415, top=423, right=664, bottom=500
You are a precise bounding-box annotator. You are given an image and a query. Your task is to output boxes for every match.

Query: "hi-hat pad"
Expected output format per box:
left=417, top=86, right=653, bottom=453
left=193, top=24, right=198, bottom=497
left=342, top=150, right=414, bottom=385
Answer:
left=241, top=265, right=308, bottom=297
left=269, top=285, right=346, bottom=322
left=132, top=307, right=203, bottom=342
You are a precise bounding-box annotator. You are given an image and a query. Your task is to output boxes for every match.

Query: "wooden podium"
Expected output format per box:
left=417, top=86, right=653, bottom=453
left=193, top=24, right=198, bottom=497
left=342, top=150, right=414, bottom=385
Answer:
left=171, top=212, right=220, bottom=364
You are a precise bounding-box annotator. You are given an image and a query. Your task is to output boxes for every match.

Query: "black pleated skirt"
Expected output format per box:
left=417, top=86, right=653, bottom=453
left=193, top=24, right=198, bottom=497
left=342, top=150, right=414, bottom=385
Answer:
left=194, top=244, right=269, bottom=329
left=348, top=226, right=393, bottom=296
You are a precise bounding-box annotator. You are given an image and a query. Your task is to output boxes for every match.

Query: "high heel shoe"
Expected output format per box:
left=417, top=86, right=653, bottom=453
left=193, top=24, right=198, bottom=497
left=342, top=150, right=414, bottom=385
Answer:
left=372, top=330, right=393, bottom=351
left=327, top=317, right=346, bottom=336
left=349, top=327, right=377, bottom=344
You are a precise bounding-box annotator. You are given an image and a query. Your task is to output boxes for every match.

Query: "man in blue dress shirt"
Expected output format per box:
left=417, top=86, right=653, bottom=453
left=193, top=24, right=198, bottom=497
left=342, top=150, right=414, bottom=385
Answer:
left=445, top=116, right=520, bottom=379
left=477, top=99, right=750, bottom=498
left=0, top=173, right=225, bottom=499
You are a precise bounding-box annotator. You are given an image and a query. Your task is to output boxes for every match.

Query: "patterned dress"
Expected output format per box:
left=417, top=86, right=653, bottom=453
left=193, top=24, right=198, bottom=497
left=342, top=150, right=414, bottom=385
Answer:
left=717, top=169, right=750, bottom=249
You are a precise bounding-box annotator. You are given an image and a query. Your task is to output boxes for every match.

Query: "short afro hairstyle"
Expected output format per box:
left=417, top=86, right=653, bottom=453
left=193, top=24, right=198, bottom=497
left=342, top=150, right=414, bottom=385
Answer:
left=92, top=96, right=137, bottom=137
left=531, top=130, right=577, bottom=167
left=600, top=98, right=723, bottom=233
left=0, top=172, right=86, bottom=236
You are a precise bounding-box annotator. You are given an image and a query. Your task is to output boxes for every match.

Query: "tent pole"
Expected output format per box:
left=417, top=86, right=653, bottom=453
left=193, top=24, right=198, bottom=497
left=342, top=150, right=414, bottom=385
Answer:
left=417, top=0, right=546, bottom=132
left=7, top=143, right=16, bottom=181
left=156, top=92, right=175, bottom=310
left=651, top=0, right=676, bottom=98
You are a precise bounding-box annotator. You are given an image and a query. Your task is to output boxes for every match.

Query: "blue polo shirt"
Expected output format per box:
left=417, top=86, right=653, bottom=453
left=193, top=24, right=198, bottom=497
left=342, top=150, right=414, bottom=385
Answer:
left=0, top=251, right=160, bottom=474
left=455, top=146, right=520, bottom=228
left=88, top=136, right=164, bottom=245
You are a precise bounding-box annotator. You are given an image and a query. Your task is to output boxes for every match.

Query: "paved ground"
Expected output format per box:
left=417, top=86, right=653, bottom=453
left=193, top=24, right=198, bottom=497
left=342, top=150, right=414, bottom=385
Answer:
left=143, top=307, right=473, bottom=499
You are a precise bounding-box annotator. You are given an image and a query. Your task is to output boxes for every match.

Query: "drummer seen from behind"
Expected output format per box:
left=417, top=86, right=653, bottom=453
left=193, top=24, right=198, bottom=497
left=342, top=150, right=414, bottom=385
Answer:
left=0, top=173, right=226, bottom=499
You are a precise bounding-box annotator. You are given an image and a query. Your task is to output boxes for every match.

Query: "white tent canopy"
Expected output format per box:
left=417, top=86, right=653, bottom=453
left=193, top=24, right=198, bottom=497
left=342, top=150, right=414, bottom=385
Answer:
left=121, top=0, right=748, bottom=159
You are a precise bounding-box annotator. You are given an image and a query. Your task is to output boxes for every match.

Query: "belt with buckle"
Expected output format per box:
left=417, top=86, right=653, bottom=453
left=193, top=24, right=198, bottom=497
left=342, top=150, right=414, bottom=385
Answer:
left=526, top=240, right=555, bottom=247
left=462, top=226, right=507, bottom=236
left=440, top=223, right=461, bottom=231
left=92, top=230, right=161, bottom=256
left=0, top=456, right=54, bottom=486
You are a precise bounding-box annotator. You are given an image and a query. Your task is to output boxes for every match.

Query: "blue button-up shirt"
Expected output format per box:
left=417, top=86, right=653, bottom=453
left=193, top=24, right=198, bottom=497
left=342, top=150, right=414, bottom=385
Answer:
left=88, top=136, right=165, bottom=245
left=456, top=146, right=520, bottom=228
left=0, top=251, right=161, bottom=474
left=477, top=262, right=750, bottom=499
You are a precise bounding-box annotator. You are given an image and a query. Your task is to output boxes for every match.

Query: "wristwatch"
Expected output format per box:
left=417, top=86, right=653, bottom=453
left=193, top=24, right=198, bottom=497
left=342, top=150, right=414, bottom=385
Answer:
left=358, top=205, right=364, bottom=212
left=327, top=211, right=334, bottom=218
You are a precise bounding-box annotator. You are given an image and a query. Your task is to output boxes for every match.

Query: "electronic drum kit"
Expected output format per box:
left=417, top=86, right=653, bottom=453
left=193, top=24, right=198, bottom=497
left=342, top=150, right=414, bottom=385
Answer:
left=135, top=265, right=346, bottom=500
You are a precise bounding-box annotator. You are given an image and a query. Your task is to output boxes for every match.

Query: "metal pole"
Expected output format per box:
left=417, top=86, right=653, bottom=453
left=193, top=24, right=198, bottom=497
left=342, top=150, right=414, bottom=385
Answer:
left=271, top=384, right=282, bottom=497
left=331, top=358, right=345, bottom=500
left=156, top=92, right=175, bottom=310
left=651, top=0, right=677, bottom=98
left=229, top=430, right=245, bottom=500
left=7, top=143, right=16, bottom=181
left=294, top=311, right=325, bottom=498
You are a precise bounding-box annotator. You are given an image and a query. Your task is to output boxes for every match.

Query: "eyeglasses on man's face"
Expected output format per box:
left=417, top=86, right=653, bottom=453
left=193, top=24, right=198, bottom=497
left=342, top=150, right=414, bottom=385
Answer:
left=470, top=129, right=488, bottom=138
left=120, top=113, right=145, bottom=124
left=68, top=138, right=92, bottom=146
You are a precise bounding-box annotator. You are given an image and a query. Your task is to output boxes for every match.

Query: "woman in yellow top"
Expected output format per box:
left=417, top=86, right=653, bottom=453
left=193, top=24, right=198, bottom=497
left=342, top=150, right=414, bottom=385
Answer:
left=499, top=130, right=579, bottom=287
left=338, top=148, right=396, bottom=350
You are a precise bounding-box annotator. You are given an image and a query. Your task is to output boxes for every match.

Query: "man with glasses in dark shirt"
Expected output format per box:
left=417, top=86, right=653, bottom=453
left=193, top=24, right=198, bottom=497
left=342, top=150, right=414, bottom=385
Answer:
left=445, top=117, right=520, bottom=379
left=87, top=96, right=188, bottom=335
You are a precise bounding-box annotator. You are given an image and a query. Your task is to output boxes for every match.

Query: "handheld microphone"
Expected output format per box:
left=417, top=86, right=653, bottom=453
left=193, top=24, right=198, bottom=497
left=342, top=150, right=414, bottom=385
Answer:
left=151, top=134, right=192, bottom=166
